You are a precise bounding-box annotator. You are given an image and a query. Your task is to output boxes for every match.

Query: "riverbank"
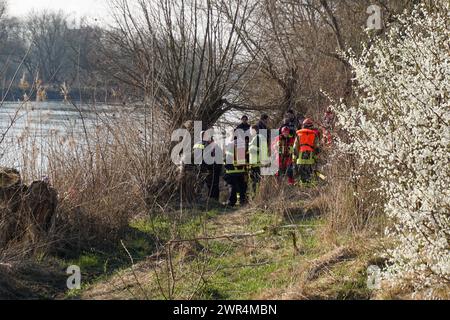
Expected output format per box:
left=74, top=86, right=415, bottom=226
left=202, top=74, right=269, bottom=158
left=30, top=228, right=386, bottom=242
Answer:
left=0, top=186, right=383, bottom=300
left=0, top=87, right=118, bottom=103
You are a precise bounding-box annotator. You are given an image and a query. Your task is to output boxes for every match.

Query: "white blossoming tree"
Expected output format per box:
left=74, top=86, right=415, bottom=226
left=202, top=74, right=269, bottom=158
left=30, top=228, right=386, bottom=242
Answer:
left=334, top=3, right=449, bottom=295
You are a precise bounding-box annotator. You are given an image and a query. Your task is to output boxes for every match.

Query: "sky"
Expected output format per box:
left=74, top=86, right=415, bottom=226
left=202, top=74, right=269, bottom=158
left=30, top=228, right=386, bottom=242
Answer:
left=6, top=0, right=111, bottom=24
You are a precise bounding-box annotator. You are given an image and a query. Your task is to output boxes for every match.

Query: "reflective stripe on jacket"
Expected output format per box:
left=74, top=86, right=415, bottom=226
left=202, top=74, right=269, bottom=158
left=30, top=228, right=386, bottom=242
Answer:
left=272, top=135, right=295, bottom=168
left=225, top=141, right=247, bottom=174
left=193, top=143, right=205, bottom=150
left=294, top=129, right=319, bottom=165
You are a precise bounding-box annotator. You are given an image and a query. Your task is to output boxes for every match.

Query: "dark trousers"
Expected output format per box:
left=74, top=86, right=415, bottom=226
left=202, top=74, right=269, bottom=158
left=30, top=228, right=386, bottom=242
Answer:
left=249, top=167, right=261, bottom=194
left=205, top=164, right=222, bottom=200
left=298, top=164, right=314, bottom=183
left=224, top=173, right=247, bottom=206
left=278, top=165, right=294, bottom=178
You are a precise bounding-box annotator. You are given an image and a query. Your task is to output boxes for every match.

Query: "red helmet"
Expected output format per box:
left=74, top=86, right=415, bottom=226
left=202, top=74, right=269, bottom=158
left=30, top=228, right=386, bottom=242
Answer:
left=281, top=126, right=290, bottom=135
left=303, top=118, right=314, bottom=128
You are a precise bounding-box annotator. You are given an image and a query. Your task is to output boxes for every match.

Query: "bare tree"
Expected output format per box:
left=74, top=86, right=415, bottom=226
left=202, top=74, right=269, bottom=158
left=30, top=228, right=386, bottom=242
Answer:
left=222, top=0, right=420, bottom=122
left=23, top=10, right=72, bottom=84
left=100, top=0, right=256, bottom=130
left=0, top=0, right=6, bottom=21
left=0, top=1, right=8, bottom=45
left=88, top=0, right=259, bottom=206
left=220, top=0, right=351, bottom=120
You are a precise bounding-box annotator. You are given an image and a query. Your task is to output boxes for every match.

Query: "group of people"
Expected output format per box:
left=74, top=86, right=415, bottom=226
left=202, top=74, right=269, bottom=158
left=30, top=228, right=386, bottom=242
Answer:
left=191, top=109, right=334, bottom=207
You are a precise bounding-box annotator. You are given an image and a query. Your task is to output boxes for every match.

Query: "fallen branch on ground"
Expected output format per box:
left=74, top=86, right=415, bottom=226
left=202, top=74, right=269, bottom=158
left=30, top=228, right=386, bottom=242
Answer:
left=306, top=246, right=356, bottom=281
left=168, top=223, right=320, bottom=245
left=168, top=230, right=266, bottom=244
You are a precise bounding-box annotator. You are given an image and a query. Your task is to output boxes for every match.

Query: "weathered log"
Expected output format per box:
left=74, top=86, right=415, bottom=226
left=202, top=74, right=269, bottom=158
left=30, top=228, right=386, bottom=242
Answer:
left=23, top=181, right=58, bottom=232
left=0, top=168, right=24, bottom=213
left=0, top=168, right=58, bottom=248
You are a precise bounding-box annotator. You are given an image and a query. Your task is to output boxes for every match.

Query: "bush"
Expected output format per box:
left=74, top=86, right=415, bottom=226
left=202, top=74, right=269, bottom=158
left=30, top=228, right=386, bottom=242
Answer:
left=334, top=3, right=450, bottom=296
left=1, top=103, right=174, bottom=258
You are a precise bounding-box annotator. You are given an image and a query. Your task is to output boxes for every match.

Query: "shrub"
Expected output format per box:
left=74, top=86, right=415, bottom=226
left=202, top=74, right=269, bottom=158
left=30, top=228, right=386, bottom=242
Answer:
left=334, top=3, right=450, bottom=296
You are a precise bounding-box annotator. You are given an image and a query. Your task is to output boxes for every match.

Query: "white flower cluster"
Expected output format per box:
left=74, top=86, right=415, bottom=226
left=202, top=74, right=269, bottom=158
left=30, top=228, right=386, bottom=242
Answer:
left=334, top=3, right=449, bottom=296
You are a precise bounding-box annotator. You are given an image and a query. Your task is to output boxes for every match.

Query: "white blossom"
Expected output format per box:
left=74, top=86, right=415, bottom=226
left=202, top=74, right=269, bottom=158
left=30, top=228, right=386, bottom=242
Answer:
left=334, top=3, right=450, bottom=296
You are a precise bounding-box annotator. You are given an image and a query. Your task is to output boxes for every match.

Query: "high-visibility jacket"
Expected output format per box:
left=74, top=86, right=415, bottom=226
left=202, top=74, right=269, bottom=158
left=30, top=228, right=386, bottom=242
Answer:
left=311, top=128, right=321, bottom=142
left=280, top=121, right=297, bottom=136
left=224, top=140, right=247, bottom=174
left=272, top=135, right=295, bottom=169
left=249, top=134, right=269, bottom=167
left=193, top=142, right=206, bottom=150
left=193, top=140, right=222, bottom=168
left=294, top=129, right=319, bottom=165
left=193, top=141, right=206, bottom=166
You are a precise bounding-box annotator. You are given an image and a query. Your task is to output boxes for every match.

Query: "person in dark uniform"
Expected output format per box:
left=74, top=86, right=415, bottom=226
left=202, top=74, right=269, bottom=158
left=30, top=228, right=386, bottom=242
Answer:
left=256, top=114, right=269, bottom=131
left=283, top=109, right=297, bottom=133
left=193, top=131, right=223, bottom=201
left=249, top=114, right=270, bottom=194
left=236, top=115, right=251, bottom=132
left=223, top=135, right=247, bottom=207
left=296, top=112, right=305, bottom=130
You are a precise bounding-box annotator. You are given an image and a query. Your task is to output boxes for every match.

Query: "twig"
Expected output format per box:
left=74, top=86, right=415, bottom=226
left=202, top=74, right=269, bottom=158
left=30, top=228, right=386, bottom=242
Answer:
left=167, top=242, right=176, bottom=300
left=168, top=230, right=266, bottom=244
left=290, top=231, right=301, bottom=255
left=216, top=261, right=271, bottom=271
left=120, top=240, right=150, bottom=299
left=168, top=223, right=318, bottom=245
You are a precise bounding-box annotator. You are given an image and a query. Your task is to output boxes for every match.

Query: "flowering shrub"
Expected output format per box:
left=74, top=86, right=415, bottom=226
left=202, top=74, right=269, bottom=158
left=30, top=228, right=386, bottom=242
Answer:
left=334, top=3, right=449, bottom=296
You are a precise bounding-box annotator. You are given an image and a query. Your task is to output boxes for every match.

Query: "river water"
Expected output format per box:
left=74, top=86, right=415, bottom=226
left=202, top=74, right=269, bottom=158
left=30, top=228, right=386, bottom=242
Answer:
left=0, top=101, right=141, bottom=174
left=0, top=101, right=252, bottom=177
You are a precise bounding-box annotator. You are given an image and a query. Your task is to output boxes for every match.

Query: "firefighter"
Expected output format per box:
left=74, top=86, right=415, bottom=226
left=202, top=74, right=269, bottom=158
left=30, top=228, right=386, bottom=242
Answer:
left=249, top=123, right=269, bottom=194
left=272, top=126, right=296, bottom=185
left=178, top=120, right=198, bottom=202
left=293, top=118, right=320, bottom=185
left=193, top=131, right=222, bottom=201
left=236, top=114, right=251, bottom=132
left=283, top=109, right=297, bottom=133
left=223, top=135, right=248, bottom=207
left=256, top=113, right=269, bottom=131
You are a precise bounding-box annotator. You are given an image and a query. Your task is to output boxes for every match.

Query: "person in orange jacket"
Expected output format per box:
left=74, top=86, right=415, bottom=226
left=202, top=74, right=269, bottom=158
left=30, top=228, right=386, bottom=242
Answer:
left=293, top=118, right=320, bottom=185
left=272, top=126, right=296, bottom=185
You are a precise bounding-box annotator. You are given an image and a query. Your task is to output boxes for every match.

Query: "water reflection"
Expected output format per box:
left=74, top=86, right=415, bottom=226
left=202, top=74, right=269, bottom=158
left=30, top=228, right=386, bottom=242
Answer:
left=0, top=101, right=142, bottom=171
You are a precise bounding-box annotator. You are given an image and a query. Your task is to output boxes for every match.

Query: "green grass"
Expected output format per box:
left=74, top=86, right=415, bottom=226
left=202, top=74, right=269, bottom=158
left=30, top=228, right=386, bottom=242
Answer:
left=183, top=212, right=323, bottom=300
left=197, top=246, right=298, bottom=300
left=130, top=209, right=221, bottom=241
left=201, top=263, right=280, bottom=299
left=71, top=253, right=101, bottom=270
left=248, top=211, right=281, bottom=231
left=60, top=208, right=226, bottom=299
left=62, top=205, right=375, bottom=300
left=106, top=209, right=315, bottom=300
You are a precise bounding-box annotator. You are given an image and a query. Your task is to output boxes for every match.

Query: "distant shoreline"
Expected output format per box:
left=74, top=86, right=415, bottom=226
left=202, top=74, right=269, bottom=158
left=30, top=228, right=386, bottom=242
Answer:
left=0, top=87, right=117, bottom=103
